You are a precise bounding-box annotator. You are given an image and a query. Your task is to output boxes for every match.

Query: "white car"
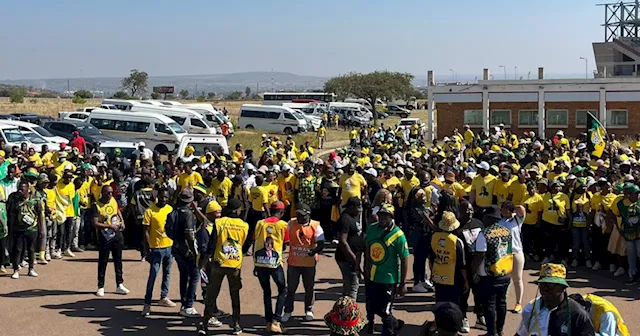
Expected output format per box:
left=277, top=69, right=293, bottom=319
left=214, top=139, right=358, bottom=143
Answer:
left=98, top=141, right=139, bottom=161
left=21, top=131, right=61, bottom=152
left=59, top=111, right=90, bottom=121
left=0, top=120, right=69, bottom=144
left=176, top=134, right=229, bottom=163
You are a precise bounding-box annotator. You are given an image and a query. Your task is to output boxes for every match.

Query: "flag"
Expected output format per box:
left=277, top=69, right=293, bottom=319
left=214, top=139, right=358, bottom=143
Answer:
left=587, top=112, right=606, bottom=158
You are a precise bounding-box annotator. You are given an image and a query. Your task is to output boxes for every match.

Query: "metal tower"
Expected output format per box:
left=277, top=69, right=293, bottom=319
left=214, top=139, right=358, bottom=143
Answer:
left=599, top=0, right=640, bottom=41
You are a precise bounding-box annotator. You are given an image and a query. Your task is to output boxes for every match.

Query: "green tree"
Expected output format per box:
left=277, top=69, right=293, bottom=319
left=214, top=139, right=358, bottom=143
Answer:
left=207, top=92, right=217, bottom=100
left=9, top=87, right=27, bottom=103
left=245, top=86, right=252, bottom=97
left=74, top=89, right=93, bottom=99
left=121, top=69, right=149, bottom=98
left=112, top=91, right=129, bottom=99
left=179, top=89, right=189, bottom=99
left=324, top=71, right=415, bottom=124
left=72, top=96, right=86, bottom=104
left=226, top=91, right=242, bottom=100
left=150, top=92, right=160, bottom=99
left=197, top=95, right=206, bottom=102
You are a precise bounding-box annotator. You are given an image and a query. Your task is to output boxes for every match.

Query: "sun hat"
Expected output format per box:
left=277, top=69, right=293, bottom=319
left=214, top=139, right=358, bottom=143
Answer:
left=179, top=189, right=194, bottom=203
left=324, top=296, right=367, bottom=336
left=377, top=203, right=395, bottom=217
left=433, top=302, right=464, bottom=334
left=206, top=200, right=222, bottom=213
left=535, top=263, right=569, bottom=287
left=577, top=143, right=587, bottom=150
left=438, top=211, right=460, bottom=232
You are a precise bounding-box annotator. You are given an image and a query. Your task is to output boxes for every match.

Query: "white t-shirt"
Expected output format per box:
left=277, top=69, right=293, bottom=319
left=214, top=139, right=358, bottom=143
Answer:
left=500, top=215, right=524, bottom=253
left=474, top=231, right=488, bottom=276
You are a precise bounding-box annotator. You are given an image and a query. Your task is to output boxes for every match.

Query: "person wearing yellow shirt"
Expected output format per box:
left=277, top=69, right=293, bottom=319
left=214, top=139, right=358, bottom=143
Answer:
left=338, top=165, right=366, bottom=207
left=54, top=152, right=76, bottom=179
left=570, top=179, right=592, bottom=268
left=508, top=170, right=528, bottom=206
left=470, top=161, right=496, bottom=213
left=55, top=170, right=77, bottom=257
left=142, top=189, right=175, bottom=313
left=208, top=170, right=233, bottom=207
left=317, top=124, right=326, bottom=149
left=463, top=125, right=475, bottom=145
left=232, top=144, right=244, bottom=164
left=263, top=171, right=279, bottom=206
left=442, top=171, right=465, bottom=201
left=541, top=180, right=571, bottom=264
left=177, top=163, right=203, bottom=193
left=410, top=123, right=419, bottom=139
left=555, top=131, right=570, bottom=148
left=380, top=168, right=400, bottom=196
left=522, top=181, right=544, bottom=260
left=493, top=169, right=516, bottom=207
left=277, top=167, right=296, bottom=217
left=249, top=175, right=270, bottom=238
left=399, top=168, right=419, bottom=207
left=296, top=145, right=310, bottom=162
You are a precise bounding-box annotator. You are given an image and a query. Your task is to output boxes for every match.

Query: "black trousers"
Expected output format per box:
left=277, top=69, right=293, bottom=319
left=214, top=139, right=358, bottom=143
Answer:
left=542, top=221, right=567, bottom=261
left=479, top=276, right=510, bottom=336
left=591, top=225, right=611, bottom=265
left=0, top=236, right=7, bottom=266
left=57, top=217, right=73, bottom=251
left=434, top=283, right=464, bottom=306
left=11, top=230, right=37, bottom=271
left=521, top=224, right=541, bottom=257
left=133, top=219, right=148, bottom=258
left=460, top=279, right=483, bottom=317
left=244, top=210, right=265, bottom=254
left=365, top=281, right=400, bottom=336
left=97, top=237, right=124, bottom=288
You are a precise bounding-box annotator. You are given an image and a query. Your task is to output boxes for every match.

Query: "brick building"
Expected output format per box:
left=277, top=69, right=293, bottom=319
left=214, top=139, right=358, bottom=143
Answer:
left=425, top=68, right=640, bottom=140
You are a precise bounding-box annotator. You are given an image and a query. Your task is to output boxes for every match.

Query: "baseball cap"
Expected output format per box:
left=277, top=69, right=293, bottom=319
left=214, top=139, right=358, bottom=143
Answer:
left=364, top=168, right=377, bottom=177
left=377, top=203, right=395, bottom=217
left=227, top=198, right=243, bottom=211
left=270, top=201, right=285, bottom=210
left=433, top=302, right=464, bottom=333
left=478, top=161, right=490, bottom=171
left=296, top=203, right=312, bottom=215
left=206, top=200, right=222, bottom=213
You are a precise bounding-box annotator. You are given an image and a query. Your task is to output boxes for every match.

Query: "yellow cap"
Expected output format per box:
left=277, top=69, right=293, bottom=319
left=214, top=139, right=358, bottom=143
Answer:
left=206, top=200, right=222, bottom=213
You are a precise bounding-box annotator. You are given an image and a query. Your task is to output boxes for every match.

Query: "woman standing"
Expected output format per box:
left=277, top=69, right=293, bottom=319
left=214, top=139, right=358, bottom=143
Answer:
left=541, top=180, right=571, bottom=265
left=569, top=178, right=592, bottom=268
left=498, top=201, right=526, bottom=314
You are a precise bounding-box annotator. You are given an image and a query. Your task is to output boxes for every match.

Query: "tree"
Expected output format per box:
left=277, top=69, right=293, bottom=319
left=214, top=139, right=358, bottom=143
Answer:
left=207, top=92, right=217, bottom=100
left=112, top=91, right=129, bottom=99
left=121, top=69, right=148, bottom=98
left=74, top=89, right=93, bottom=99
left=226, top=91, right=242, bottom=100
left=245, top=86, right=252, bottom=97
left=179, top=89, right=189, bottom=99
left=197, top=95, right=206, bottom=102
left=150, top=92, right=160, bottom=99
left=9, top=87, right=27, bottom=103
left=324, top=71, right=415, bottom=125
left=72, top=96, right=86, bottom=104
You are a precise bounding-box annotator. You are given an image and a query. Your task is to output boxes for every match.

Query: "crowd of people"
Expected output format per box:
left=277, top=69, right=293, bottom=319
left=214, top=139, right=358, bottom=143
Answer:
left=0, top=119, right=635, bottom=336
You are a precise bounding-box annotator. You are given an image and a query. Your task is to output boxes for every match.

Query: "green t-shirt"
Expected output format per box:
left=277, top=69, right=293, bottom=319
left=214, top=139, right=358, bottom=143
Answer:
left=365, top=223, right=409, bottom=284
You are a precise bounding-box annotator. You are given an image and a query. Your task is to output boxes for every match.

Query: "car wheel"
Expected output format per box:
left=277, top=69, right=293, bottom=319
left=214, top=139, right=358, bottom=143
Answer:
left=401, top=114, right=409, bottom=118
left=284, top=127, right=293, bottom=135
left=154, top=145, right=168, bottom=155
left=407, top=106, right=414, bottom=110
left=246, top=125, right=255, bottom=130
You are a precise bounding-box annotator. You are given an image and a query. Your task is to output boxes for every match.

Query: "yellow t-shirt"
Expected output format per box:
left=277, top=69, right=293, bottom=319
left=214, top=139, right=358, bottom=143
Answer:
left=250, top=186, right=269, bottom=212
left=464, top=129, right=474, bottom=145
left=277, top=174, right=297, bottom=206
left=542, top=192, right=571, bottom=225
left=263, top=181, right=279, bottom=205
left=41, top=152, right=53, bottom=166
left=349, top=130, right=358, bottom=140
left=508, top=180, right=527, bottom=206
left=591, top=192, right=617, bottom=213
left=55, top=180, right=76, bottom=218
left=213, top=217, right=249, bottom=269
left=54, top=162, right=76, bottom=179
left=208, top=177, right=233, bottom=207
left=339, top=173, right=366, bottom=205
left=400, top=176, right=420, bottom=205
left=232, top=150, right=244, bottom=163
left=443, top=182, right=466, bottom=201
left=178, top=171, right=204, bottom=190
left=523, top=193, right=544, bottom=225
left=77, top=177, right=92, bottom=209
left=317, top=127, right=326, bottom=137
left=142, top=203, right=174, bottom=249
left=548, top=172, right=568, bottom=181
left=297, top=151, right=310, bottom=162
left=380, top=176, right=401, bottom=192
left=630, top=141, right=640, bottom=152
left=493, top=177, right=516, bottom=207
left=471, top=174, right=496, bottom=208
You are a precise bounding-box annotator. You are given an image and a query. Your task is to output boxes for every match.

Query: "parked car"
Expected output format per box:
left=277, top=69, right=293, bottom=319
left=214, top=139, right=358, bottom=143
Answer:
left=10, top=113, right=48, bottom=124
left=42, top=120, right=114, bottom=152
left=99, top=141, right=139, bottom=163
left=59, top=111, right=90, bottom=121
left=386, top=105, right=411, bottom=118
left=0, top=115, right=19, bottom=120
left=0, top=124, right=29, bottom=153
left=0, top=120, right=68, bottom=144
left=176, top=134, right=229, bottom=162
left=20, top=131, right=61, bottom=152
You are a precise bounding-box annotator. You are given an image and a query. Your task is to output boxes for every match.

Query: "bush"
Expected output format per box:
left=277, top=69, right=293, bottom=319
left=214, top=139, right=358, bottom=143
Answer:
left=72, top=96, right=86, bottom=104
left=29, top=98, right=38, bottom=103
left=74, top=89, right=93, bottom=99
left=197, top=96, right=206, bottom=102
left=112, top=91, right=129, bottom=99
left=150, top=92, right=160, bottom=99
left=9, top=92, right=25, bottom=103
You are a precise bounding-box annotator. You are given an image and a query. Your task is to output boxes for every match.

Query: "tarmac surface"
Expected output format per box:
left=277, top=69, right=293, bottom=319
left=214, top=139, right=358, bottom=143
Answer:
left=1, top=247, right=638, bottom=336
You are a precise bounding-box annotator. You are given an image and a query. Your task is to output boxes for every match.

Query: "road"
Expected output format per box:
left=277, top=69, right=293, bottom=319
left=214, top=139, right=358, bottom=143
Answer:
left=1, top=247, right=638, bottom=336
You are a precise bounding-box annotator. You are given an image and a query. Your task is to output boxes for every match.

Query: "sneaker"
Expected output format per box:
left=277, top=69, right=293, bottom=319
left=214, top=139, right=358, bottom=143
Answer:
left=159, top=297, right=176, bottom=307
left=28, top=269, right=38, bottom=277
left=281, top=312, right=292, bottom=323
left=625, top=276, right=638, bottom=286
left=331, top=239, right=339, bottom=245
left=208, top=317, right=222, bottom=327
left=412, top=282, right=431, bottom=293
left=461, top=318, right=470, bottom=333
left=571, top=259, right=579, bottom=267
left=45, top=253, right=51, bottom=261
left=541, top=257, right=550, bottom=264
left=11, top=271, right=19, bottom=279
left=38, top=258, right=48, bottom=265
left=64, top=249, right=76, bottom=257
left=304, top=310, right=314, bottom=321
left=141, top=304, right=151, bottom=316
left=270, top=321, right=284, bottom=334
left=475, top=316, right=487, bottom=330
left=53, top=251, right=63, bottom=259
left=20, top=260, right=29, bottom=268
left=513, top=303, right=522, bottom=314
left=610, top=264, right=617, bottom=273
left=232, top=324, right=243, bottom=335
left=0, top=266, right=7, bottom=273
left=96, top=288, right=105, bottom=297
left=116, top=284, right=130, bottom=295
left=614, top=267, right=626, bottom=277
left=85, top=243, right=96, bottom=250
left=179, top=307, right=200, bottom=318
left=212, top=310, right=231, bottom=318
left=71, top=246, right=84, bottom=253
left=592, top=261, right=601, bottom=271
left=585, top=260, right=593, bottom=268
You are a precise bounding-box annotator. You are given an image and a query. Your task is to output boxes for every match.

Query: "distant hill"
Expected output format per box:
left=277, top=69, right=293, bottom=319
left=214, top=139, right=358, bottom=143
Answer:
left=0, top=72, right=329, bottom=96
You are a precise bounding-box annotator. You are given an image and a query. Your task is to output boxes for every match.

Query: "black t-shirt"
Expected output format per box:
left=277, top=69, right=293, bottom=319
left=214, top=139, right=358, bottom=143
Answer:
left=547, top=297, right=595, bottom=336
left=335, top=212, right=364, bottom=262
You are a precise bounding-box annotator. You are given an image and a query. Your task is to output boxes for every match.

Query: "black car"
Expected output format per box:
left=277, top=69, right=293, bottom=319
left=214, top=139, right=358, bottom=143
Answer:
left=0, top=115, right=19, bottom=120
left=11, top=113, right=41, bottom=123
left=42, top=120, right=114, bottom=151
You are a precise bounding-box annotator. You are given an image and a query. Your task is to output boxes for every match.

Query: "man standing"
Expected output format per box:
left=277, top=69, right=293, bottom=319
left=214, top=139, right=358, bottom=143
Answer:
left=283, top=203, right=325, bottom=323
left=141, top=189, right=176, bottom=316
left=8, top=181, right=44, bottom=279
left=69, top=131, right=87, bottom=155
left=198, top=199, right=248, bottom=335
left=56, top=170, right=77, bottom=258
left=364, top=204, right=408, bottom=336
left=429, top=211, right=468, bottom=306
left=92, top=185, right=129, bottom=297
left=336, top=197, right=364, bottom=299
left=130, top=177, right=156, bottom=260
left=254, top=201, right=289, bottom=334
left=317, top=123, right=326, bottom=149
left=133, top=142, right=154, bottom=162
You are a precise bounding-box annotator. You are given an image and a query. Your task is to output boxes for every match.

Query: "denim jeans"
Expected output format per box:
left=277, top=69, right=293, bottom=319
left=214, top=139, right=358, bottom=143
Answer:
left=336, top=260, right=360, bottom=299
left=144, top=247, right=173, bottom=305
left=174, top=253, right=199, bottom=309
left=571, top=227, right=591, bottom=261
left=256, top=266, right=286, bottom=322
left=626, top=239, right=640, bottom=278
left=479, top=276, right=511, bottom=336
left=284, top=266, right=316, bottom=313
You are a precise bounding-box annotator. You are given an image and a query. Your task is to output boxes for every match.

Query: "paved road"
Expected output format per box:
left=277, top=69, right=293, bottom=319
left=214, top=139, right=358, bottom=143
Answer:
left=1, top=247, right=638, bottom=336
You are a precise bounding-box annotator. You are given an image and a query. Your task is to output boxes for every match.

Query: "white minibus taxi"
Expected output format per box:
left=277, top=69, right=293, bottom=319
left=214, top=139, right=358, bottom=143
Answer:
left=238, top=104, right=307, bottom=135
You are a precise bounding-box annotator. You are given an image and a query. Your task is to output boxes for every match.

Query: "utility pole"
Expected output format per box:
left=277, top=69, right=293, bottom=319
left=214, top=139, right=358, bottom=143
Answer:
left=195, top=84, right=198, bottom=99
left=580, top=57, right=588, bottom=78
left=499, top=65, right=506, bottom=79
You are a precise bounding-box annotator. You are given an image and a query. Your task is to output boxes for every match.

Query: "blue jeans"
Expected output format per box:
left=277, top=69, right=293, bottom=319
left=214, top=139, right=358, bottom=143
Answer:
left=626, top=239, right=640, bottom=278
left=571, top=227, right=591, bottom=261
left=144, top=247, right=173, bottom=305
left=174, top=253, right=200, bottom=309
left=256, top=266, right=287, bottom=322
left=337, top=260, right=360, bottom=299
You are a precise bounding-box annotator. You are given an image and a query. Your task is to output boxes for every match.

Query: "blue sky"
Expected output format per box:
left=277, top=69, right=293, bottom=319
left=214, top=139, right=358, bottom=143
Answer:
left=1, top=0, right=603, bottom=80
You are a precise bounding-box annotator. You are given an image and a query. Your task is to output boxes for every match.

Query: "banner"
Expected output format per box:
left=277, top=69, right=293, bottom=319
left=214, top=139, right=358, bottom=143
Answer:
left=587, top=112, right=606, bottom=158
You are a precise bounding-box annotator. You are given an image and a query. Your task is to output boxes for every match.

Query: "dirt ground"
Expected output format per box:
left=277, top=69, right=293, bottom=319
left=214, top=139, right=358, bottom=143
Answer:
left=1, top=247, right=638, bottom=336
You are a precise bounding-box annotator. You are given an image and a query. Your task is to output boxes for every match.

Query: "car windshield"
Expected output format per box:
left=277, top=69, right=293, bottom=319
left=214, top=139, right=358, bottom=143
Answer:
left=3, top=128, right=27, bottom=142
left=102, top=146, right=136, bottom=161
left=399, top=120, right=416, bottom=126
left=185, top=143, right=224, bottom=156
left=23, top=132, right=46, bottom=144
left=169, top=122, right=186, bottom=134
left=76, top=124, right=102, bottom=136
left=33, top=126, right=54, bottom=137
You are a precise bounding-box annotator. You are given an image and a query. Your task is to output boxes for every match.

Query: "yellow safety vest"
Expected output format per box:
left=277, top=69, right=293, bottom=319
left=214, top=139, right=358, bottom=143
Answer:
left=585, top=294, right=629, bottom=336
left=430, top=232, right=458, bottom=286
left=213, top=217, right=249, bottom=269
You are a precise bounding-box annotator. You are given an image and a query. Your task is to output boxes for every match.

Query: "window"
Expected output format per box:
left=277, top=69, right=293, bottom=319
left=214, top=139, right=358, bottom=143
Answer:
left=3, top=128, right=27, bottom=142
left=170, top=116, right=186, bottom=125
left=575, top=110, right=597, bottom=127
left=463, top=110, right=483, bottom=125
left=284, top=113, right=296, bottom=120
left=155, top=123, right=172, bottom=134
left=518, top=110, right=538, bottom=126
left=190, top=118, right=207, bottom=128
left=547, top=110, right=568, bottom=127
left=490, top=110, right=511, bottom=125
left=607, top=109, right=628, bottom=126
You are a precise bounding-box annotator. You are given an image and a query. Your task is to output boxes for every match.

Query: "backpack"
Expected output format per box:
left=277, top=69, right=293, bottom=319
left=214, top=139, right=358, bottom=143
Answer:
left=165, top=209, right=179, bottom=240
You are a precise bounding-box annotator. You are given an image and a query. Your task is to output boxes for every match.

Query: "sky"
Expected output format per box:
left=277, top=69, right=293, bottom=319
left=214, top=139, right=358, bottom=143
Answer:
left=0, top=0, right=604, bottom=81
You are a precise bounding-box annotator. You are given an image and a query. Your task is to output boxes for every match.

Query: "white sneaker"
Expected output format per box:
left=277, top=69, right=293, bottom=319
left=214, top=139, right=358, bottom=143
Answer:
left=38, top=258, right=48, bottom=265
left=281, top=312, right=292, bottom=323
left=586, top=260, right=593, bottom=269
left=571, top=259, right=579, bottom=267
left=53, top=251, right=63, bottom=259
left=64, top=249, right=76, bottom=258
left=304, top=311, right=314, bottom=321
left=141, top=304, right=151, bottom=317
left=592, top=262, right=602, bottom=271
left=461, top=317, right=470, bottom=333
left=208, top=317, right=223, bottom=327
left=610, top=264, right=617, bottom=273
left=180, top=307, right=201, bottom=318
left=541, top=257, right=550, bottom=264
left=28, top=269, right=38, bottom=277
left=412, top=282, right=430, bottom=293
left=331, top=239, right=339, bottom=245
left=96, top=288, right=105, bottom=297
left=11, top=271, right=19, bottom=279
left=614, top=267, right=626, bottom=277
left=45, top=253, right=52, bottom=262
left=116, top=284, right=130, bottom=295
left=20, top=261, right=28, bottom=268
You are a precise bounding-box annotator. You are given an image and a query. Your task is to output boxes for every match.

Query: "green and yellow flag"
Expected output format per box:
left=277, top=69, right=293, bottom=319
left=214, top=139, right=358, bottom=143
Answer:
left=587, top=112, right=606, bottom=158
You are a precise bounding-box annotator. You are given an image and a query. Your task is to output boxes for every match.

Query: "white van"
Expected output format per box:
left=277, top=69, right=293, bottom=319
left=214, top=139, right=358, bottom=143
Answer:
left=238, top=104, right=307, bottom=135
left=87, top=110, right=186, bottom=154
left=329, top=102, right=373, bottom=120
left=344, top=98, right=386, bottom=111
left=178, top=105, right=234, bottom=136
left=0, top=119, right=68, bottom=144
left=176, top=134, right=229, bottom=162
left=130, top=105, right=217, bottom=135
